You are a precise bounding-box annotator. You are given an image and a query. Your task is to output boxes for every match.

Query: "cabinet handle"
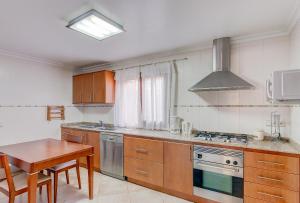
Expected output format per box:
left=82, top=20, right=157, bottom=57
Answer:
left=136, top=169, right=148, bottom=176
left=63, top=132, right=72, bottom=136
left=257, top=160, right=284, bottom=166
left=190, top=145, right=193, bottom=161
left=136, top=148, right=148, bottom=154
left=257, top=191, right=283, bottom=199
left=257, top=176, right=283, bottom=182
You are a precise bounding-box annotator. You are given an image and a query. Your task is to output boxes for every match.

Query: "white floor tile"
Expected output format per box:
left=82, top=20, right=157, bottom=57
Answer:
left=0, top=168, right=192, bottom=203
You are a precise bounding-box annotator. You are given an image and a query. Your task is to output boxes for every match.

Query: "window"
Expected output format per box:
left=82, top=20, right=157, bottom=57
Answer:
left=141, top=64, right=171, bottom=130
left=114, top=68, right=141, bottom=128
left=114, top=63, right=172, bottom=130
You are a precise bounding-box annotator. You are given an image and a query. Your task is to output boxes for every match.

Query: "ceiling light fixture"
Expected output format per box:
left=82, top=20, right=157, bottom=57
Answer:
left=67, top=9, right=124, bottom=41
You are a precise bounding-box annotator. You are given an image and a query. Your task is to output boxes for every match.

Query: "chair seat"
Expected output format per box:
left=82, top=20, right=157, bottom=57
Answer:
left=0, top=172, right=51, bottom=192
left=49, top=160, right=77, bottom=171
left=0, top=165, right=23, bottom=181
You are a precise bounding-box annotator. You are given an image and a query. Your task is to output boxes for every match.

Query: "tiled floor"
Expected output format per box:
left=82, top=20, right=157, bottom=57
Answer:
left=0, top=168, right=192, bottom=203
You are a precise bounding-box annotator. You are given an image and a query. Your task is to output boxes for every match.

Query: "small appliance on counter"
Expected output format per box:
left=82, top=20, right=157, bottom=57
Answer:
left=253, top=129, right=265, bottom=141
left=182, top=121, right=193, bottom=136
left=169, top=116, right=182, bottom=134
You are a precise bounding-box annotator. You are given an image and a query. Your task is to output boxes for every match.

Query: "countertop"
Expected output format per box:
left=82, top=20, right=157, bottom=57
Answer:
left=61, top=122, right=300, bottom=156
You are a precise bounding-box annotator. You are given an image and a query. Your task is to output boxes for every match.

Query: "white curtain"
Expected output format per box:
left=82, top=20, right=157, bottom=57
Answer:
left=114, top=68, right=142, bottom=128
left=141, top=62, right=172, bottom=130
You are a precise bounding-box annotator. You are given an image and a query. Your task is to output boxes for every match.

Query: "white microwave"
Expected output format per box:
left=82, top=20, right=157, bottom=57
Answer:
left=266, top=69, right=300, bottom=102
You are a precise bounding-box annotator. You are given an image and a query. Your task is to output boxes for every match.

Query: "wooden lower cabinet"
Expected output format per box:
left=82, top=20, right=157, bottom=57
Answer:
left=124, top=157, right=163, bottom=187
left=244, top=196, right=268, bottom=203
left=245, top=151, right=299, bottom=174
left=61, top=128, right=100, bottom=171
left=244, top=151, right=300, bottom=203
left=244, top=166, right=299, bottom=191
left=85, top=131, right=100, bottom=170
left=244, top=182, right=299, bottom=203
left=163, top=141, right=193, bottom=196
left=124, top=136, right=163, bottom=163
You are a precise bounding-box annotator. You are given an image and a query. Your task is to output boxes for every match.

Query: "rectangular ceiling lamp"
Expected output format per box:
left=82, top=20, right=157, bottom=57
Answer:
left=67, top=9, right=124, bottom=41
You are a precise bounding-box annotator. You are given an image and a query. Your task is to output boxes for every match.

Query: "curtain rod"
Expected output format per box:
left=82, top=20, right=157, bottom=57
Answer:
left=113, top=57, right=188, bottom=71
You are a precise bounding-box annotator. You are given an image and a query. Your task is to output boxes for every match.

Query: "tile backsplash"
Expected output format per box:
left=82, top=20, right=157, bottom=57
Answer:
left=82, top=35, right=293, bottom=138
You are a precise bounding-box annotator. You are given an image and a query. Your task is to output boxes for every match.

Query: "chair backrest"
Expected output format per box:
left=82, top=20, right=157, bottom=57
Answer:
left=0, top=153, right=5, bottom=181
left=0, top=153, right=15, bottom=192
left=64, top=134, right=84, bottom=144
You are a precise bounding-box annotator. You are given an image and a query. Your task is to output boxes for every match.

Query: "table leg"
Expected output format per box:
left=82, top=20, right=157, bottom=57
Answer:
left=87, top=155, right=94, bottom=200
left=27, top=172, right=38, bottom=203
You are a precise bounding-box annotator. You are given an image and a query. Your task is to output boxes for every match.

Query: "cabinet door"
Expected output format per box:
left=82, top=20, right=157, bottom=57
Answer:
left=85, top=131, right=100, bottom=170
left=81, top=73, right=93, bottom=103
left=93, top=71, right=106, bottom=103
left=73, top=75, right=83, bottom=104
left=93, top=71, right=115, bottom=103
left=163, top=142, right=193, bottom=195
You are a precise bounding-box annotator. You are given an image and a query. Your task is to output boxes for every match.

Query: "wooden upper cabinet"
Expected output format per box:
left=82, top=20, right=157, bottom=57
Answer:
left=93, top=71, right=115, bottom=103
left=72, top=70, right=115, bottom=104
left=72, top=73, right=93, bottom=104
left=73, top=75, right=83, bottom=104
left=81, top=73, right=93, bottom=103
left=163, top=141, right=193, bottom=196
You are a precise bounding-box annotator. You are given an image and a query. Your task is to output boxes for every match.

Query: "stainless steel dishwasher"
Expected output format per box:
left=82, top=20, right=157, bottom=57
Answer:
left=100, top=132, right=124, bottom=180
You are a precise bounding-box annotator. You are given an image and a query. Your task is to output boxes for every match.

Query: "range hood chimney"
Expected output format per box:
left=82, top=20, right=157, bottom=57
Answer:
left=189, top=37, right=254, bottom=92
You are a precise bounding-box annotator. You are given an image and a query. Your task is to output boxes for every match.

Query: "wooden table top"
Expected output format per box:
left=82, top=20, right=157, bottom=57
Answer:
left=0, top=138, right=93, bottom=172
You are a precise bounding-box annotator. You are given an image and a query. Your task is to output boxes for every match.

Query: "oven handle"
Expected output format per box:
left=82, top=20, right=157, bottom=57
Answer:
left=198, top=162, right=238, bottom=172
left=194, top=161, right=243, bottom=178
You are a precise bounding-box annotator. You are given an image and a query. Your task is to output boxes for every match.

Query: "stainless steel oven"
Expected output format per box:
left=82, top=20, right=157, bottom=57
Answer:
left=193, top=145, right=244, bottom=203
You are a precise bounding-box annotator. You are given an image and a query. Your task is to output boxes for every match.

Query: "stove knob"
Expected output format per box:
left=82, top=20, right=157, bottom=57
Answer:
left=226, top=160, right=230, bottom=164
left=233, top=161, right=238, bottom=165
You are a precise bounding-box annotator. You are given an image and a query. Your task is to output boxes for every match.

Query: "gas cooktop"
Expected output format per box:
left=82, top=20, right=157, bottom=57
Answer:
left=194, top=131, right=248, bottom=144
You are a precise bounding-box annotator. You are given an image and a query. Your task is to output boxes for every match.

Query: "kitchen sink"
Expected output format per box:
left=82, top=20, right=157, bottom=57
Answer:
left=78, top=123, right=116, bottom=131
left=97, top=126, right=116, bottom=131
left=79, top=124, right=101, bottom=128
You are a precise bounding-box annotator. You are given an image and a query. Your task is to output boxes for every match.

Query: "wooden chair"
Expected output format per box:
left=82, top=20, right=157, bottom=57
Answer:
left=46, top=133, right=83, bottom=203
left=0, top=153, right=52, bottom=203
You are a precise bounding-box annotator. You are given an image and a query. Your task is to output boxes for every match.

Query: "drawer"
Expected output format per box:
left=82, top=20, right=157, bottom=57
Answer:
left=244, top=196, right=269, bottom=203
left=124, top=157, right=163, bottom=187
left=61, top=128, right=74, bottom=135
left=245, top=151, right=299, bottom=174
left=244, top=167, right=299, bottom=191
left=62, top=129, right=85, bottom=141
left=245, top=182, right=299, bottom=203
left=124, top=136, right=163, bottom=163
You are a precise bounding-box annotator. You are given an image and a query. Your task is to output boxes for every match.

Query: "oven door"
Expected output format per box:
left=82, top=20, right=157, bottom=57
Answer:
left=193, top=161, right=243, bottom=203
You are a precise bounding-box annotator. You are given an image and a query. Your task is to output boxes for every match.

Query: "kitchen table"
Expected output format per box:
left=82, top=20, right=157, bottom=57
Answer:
left=0, top=138, right=94, bottom=203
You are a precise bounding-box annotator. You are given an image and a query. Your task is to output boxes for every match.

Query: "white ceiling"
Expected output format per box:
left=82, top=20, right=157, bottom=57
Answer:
left=0, top=0, right=298, bottom=67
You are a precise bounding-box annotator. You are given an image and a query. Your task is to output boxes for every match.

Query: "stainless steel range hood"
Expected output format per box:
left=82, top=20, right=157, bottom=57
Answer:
left=189, top=37, right=254, bottom=92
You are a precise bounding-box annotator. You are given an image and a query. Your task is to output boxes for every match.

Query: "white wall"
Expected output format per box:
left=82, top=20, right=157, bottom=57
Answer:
left=289, top=21, right=300, bottom=143
left=0, top=54, right=83, bottom=146
left=82, top=36, right=292, bottom=137
left=175, top=36, right=290, bottom=136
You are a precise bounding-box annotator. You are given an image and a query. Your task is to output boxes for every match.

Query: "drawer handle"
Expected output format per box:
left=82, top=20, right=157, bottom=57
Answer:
left=136, top=148, right=148, bottom=154
left=63, top=133, right=72, bottom=136
left=257, top=176, right=283, bottom=182
left=257, top=160, right=285, bottom=166
left=257, top=191, right=283, bottom=199
left=136, top=169, right=148, bottom=176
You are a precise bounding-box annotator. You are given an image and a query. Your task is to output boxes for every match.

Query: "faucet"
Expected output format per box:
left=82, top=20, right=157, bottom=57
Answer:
left=99, top=120, right=104, bottom=127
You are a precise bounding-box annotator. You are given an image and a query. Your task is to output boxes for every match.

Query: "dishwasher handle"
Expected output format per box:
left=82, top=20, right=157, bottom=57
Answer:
left=101, top=133, right=123, bottom=143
